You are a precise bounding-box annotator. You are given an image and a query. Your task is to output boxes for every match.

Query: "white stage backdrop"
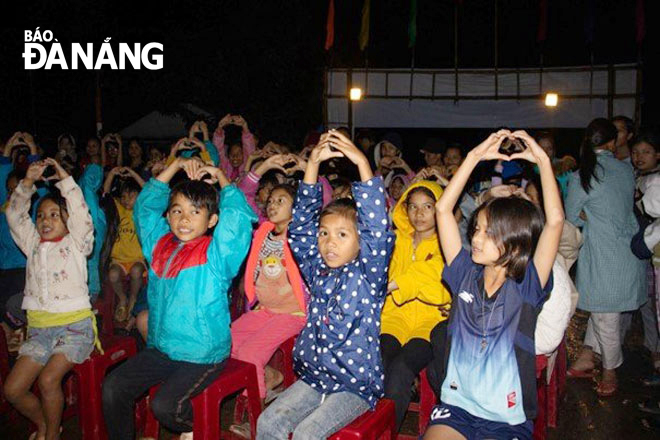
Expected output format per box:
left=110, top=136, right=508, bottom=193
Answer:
left=325, top=65, right=638, bottom=129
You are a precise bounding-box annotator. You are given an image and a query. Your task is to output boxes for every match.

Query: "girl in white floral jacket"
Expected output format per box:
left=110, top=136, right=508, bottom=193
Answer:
left=3, top=158, right=98, bottom=440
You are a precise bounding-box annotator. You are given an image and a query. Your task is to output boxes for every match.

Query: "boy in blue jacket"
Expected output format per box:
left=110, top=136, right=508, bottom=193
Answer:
left=256, top=130, right=395, bottom=440
left=102, top=155, right=256, bottom=440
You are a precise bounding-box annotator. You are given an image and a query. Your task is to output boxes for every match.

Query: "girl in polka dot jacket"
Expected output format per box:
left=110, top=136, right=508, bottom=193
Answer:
left=256, top=130, right=395, bottom=440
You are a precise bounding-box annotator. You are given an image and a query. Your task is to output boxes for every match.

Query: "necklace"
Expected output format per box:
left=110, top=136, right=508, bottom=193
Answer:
left=480, top=284, right=502, bottom=352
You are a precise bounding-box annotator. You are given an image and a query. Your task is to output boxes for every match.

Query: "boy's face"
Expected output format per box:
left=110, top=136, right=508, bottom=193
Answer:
left=613, top=120, right=632, bottom=148
left=443, top=148, right=463, bottom=167
left=167, top=194, right=218, bottom=242
left=120, top=191, right=138, bottom=211
left=36, top=199, right=69, bottom=241
left=318, top=214, right=360, bottom=268
left=632, top=142, right=659, bottom=172
left=228, top=144, right=243, bottom=168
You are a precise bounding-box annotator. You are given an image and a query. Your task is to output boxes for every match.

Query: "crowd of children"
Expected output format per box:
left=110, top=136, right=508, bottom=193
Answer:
left=1, top=113, right=659, bottom=440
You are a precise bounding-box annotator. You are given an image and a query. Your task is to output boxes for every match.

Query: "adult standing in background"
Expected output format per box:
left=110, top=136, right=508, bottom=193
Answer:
left=565, top=118, right=646, bottom=397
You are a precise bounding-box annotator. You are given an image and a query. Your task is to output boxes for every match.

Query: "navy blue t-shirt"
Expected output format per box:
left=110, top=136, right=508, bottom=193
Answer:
left=441, top=248, right=552, bottom=424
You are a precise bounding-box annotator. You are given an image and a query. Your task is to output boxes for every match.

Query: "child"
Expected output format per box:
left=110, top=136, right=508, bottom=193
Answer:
left=443, top=143, right=464, bottom=178
left=381, top=180, right=452, bottom=430
left=102, top=155, right=256, bottom=440
left=256, top=130, right=395, bottom=439
left=4, top=158, right=98, bottom=440
left=213, top=114, right=257, bottom=181
left=101, top=133, right=123, bottom=172
left=630, top=133, right=660, bottom=383
left=229, top=180, right=308, bottom=438
left=101, top=167, right=146, bottom=322
left=426, top=130, right=563, bottom=440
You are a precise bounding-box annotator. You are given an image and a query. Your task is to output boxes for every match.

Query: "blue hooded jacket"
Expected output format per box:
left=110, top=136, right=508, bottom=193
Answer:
left=134, top=178, right=256, bottom=364
left=288, top=176, right=394, bottom=408
left=79, top=164, right=106, bottom=297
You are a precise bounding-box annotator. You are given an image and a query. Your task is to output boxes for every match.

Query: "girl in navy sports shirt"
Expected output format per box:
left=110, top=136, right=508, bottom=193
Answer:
left=426, top=130, right=564, bottom=440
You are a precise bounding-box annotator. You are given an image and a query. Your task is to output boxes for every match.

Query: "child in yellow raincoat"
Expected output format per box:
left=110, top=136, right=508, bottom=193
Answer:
left=381, top=180, right=452, bottom=430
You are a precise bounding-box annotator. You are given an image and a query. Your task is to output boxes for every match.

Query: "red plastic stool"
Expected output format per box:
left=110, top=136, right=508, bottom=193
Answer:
left=75, top=335, right=137, bottom=439
left=547, top=338, right=567, bottom=428
left=328, top=398, right=396, bottom=440
left=234, top=335, right=298, bottom=424
left=272, top=335, right=297, bottom=388
left=141, top=358, right=262, bottom=440
left=397, top=368, right=436, bottom=439
left=533, top=355, right=548, bottom=440
left=93, top=283, right=117, bottom=336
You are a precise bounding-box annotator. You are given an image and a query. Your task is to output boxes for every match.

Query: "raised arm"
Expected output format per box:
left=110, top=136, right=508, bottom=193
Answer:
left=207, top=175, right=258, bottom=280
left=435, top=131, right=511, bottom=265
left=5, top=161, right=45, bottom=255
left=510, top=130, right=564, bottom=287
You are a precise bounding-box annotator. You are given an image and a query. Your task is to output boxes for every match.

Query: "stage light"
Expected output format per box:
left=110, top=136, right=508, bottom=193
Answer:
left=545, top=93, right=558, bottom=107
left=350, top=87, right=362, bottom=101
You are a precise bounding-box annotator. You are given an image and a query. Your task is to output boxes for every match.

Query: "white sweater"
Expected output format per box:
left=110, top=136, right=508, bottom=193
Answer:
left=6, top=176, right=94, bottom=313
left=535, top=260, right=572, bottom=355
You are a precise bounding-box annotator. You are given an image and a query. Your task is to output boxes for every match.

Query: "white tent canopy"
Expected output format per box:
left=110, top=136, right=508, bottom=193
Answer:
left=325, top=64, right=639, bottom=129
left=120, top=103, right=212, bottom=141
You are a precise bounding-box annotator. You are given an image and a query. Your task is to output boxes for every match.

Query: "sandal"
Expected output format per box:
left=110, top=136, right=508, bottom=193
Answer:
left=596, top=380, right=617, bottom=397
left=639, top=399, right=660, bottom=415
left=229, top=422, right=251, bottom=439
left=567, top=367, right=595, bottom=379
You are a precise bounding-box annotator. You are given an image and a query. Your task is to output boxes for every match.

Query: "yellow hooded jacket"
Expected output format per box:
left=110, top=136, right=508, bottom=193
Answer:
left=382, top=180, right=452, bottom=344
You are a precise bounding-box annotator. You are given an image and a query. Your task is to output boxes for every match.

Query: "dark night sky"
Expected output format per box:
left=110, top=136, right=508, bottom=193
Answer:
left=0, top=0, right=657, bottom=150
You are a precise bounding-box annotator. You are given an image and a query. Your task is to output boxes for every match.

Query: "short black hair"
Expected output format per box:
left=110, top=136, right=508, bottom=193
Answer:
left=119, top=178, right=141, bottom=196
left=320, top=197, right=357, bottom=226
left=405, top=186, right=436, bottom=205
left=269, top=183, right=297, bottom=201
left=468, top=196, right=544, bottom=281
left=37, top=191, right=68, bottom=220
left=169, top=180, right=218, bottom=214
left=632, top=129, right=660, bottom=153
left=612, top=115, right=635, bottom=135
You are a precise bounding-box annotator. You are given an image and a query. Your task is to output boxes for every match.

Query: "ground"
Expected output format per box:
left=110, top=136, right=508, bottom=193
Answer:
left=1, top=310, right=659, bottom=439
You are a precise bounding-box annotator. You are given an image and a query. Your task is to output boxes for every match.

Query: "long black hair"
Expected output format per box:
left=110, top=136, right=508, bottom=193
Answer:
left=579, top=118, right=617, bottom=193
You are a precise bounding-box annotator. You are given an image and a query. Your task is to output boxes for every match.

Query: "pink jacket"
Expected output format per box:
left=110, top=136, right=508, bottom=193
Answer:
left=212, top=127, right=257, bottom=182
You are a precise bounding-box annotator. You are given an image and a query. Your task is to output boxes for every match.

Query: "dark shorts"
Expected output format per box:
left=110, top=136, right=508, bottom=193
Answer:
left=428, top=403, right=533, bottom=440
